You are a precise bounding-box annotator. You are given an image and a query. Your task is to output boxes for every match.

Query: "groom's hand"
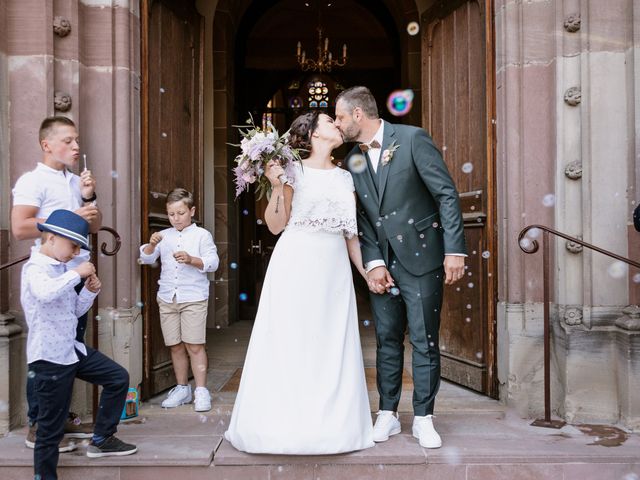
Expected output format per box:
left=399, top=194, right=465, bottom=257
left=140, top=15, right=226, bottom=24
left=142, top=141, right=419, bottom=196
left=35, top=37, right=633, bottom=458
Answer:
left=367, top=266, right=395, bottom=294
left=444, top=255, right=465, bottom=285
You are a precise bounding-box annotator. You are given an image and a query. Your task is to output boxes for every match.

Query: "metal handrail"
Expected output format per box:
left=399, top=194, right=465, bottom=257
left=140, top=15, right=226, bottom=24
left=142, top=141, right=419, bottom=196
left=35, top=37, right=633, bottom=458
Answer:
left=518, top=224, right=640, bottom=428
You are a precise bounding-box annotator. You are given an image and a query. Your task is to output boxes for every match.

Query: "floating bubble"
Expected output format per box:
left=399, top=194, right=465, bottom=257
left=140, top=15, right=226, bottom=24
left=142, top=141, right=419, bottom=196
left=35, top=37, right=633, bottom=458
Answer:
left=456, top=287, right=461, bottom=292
left=468, top=282, right=474, bottom=288
left=161, top=132, right=167, bottom=138
left=28, top=370, right=36, bottom=379
left=0, top=400, right=8, bottom=413
left=386, top=89, right=414, bottom=116
left=234, top=338, right=238, bottom=343
left=216, top=325, right=221, bottom=329
left=475, top=351, right=483, bottom=360
left=482, top=251, right=491, bottom=259
left=376, top=221, right=382, bottom=227
left=230, top=262, right=238, bottom=270
left=542, top=194, right=556, bottom=207
left=607, top=261, right=628, bottom=279
left=199, top=414, right=207, bottom=423
left=136, top=301, right=144, bottom=308
left=256, top=219, right=263, bottom=225
left=408, top=218, right=414, bottom=224
left=422, top=244, right=427, bottom=248
left=519, top=238, right=533, bottom=250
left=419, top=234, right=425, bottom=239
left=390, top=287, right=400, bottom=296
left=363, top=320, right=370, bottom=327
left=160, top=87, right=165, bottom=93
left=95, top=315, right=102, bottom=321
left=136, top=258, right=144, bottom=265
left=462, top=162, right=473, bottom=174
left=528, top=228, right=541, bottom=239
left=429, top=341, right=435, bottom=347
left=396, top=235, right=403, bottom=241
left=152, top=193, right=159, bottom=199
left=348, top=154, right=367, bottom=174
left=465, top=317, right=471, bottom=323
left=633, top=273, right=640, bottom=283
left=110, top=170, right=119, bottom=179
left=466, top=304, right=472, bottom=309
left=242, top=209, right=249, bottom=216
left=472, top=250, right=477, bottom=255
left=415, top=252, right=420, bottom=256
left=239, top=292, right=248, bottom=301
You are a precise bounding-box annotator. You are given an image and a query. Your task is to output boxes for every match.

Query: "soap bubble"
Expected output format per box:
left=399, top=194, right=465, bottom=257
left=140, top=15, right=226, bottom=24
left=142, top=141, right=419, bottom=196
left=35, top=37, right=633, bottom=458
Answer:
left=198, top=415, right=207, bottom=423
left=230, top=262, right=238, bottom=270
left=363, top=320, right=370, bottom=327
left=407, top=21, right=420, bottom=35
left=408, top=218, right=414, bottom=224
left=482, top=251, right=491, bottom=259
left=110, top=170, right=119, bottom=179
left=28, top=370, right=36, bottom=379
left=462, top=162, right=473, bottom=174
left=465, top=317, right=471, bottom=323
left=468, top=282, right=474, bottom=288
left=386, top=89, right=414, bottom=116
left=242, top=209, right=249, bottom=216
left=239, top=292, right=248, bottom=301
left=256, top=219, right=263, bottom=225
left=136, top=301, right=144, bottom=308
left=348, top=154, right=367, bottom=174
left=95, top=315, right=102, bottom=321
left=607, top=261, right=628, bottom=279
left=528, top=228, right=541, bottom=238
left=466, top=304, right=472, bottom=309
left=519, top=238, right=533, bottom=250
left=390, top=287, right=400, bottom=296
left=542, top=194, right=556, bottom=207
left=633, top=274, right=640, bottom=283
left=215, top=325, right=221, bottom=329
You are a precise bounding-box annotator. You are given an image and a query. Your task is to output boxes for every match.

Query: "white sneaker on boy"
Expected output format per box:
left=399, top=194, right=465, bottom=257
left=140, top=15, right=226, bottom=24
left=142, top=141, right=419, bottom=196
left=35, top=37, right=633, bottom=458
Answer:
left=412, top=414, right=442, bottom=448
left=161, top=384, right=192, bottom=408
left=194, top=387, right=212, bottom=412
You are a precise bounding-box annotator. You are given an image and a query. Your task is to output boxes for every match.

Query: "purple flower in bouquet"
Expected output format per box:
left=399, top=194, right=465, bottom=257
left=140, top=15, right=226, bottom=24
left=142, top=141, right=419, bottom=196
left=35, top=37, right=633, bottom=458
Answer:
left=231, top=115, right=302, bottom=199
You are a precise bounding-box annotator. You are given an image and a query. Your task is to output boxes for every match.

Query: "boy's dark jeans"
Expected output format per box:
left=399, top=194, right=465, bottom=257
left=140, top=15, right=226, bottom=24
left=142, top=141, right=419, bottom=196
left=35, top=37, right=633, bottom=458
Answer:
left=27, top=282, right=88, bottom=425
left=30, top=346, right=129, bottom=480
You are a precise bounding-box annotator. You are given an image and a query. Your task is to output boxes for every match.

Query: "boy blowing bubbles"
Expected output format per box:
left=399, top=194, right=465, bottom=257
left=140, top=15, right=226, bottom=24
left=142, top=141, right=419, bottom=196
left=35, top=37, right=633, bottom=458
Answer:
left=140, top=189, right=219, bottom=412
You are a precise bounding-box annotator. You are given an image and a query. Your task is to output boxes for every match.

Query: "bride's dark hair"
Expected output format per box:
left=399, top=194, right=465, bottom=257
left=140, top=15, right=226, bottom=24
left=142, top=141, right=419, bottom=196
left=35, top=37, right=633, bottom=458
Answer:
left=289, top=111, right=320, bottom=159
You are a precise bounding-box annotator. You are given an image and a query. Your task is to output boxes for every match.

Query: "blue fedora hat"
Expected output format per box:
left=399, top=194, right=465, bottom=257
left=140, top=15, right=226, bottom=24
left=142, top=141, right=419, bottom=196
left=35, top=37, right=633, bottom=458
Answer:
left=37, top=209, right=90, bottom=250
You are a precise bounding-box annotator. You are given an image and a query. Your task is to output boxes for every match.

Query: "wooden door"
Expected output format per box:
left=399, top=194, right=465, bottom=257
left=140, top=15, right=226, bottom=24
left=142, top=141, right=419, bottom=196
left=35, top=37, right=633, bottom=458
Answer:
left=422, top=0, right=497, bottom=397
left=141, top=0, right=203, bottom=398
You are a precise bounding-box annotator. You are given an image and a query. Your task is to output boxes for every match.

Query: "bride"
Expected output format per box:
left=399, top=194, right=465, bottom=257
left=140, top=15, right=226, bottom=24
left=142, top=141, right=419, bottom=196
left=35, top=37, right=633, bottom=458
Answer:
left=224, top=112, right=374, bottom=454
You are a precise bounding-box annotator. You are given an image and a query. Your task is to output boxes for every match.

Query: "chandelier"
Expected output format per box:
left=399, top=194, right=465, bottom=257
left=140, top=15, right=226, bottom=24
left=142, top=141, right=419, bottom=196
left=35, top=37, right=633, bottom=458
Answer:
left=296, top=6, right=347, bottom=72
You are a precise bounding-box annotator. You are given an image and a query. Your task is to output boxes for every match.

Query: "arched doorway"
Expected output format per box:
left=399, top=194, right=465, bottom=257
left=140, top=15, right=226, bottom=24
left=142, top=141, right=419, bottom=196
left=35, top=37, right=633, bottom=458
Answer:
left=141, top=0, right=497, bottom=400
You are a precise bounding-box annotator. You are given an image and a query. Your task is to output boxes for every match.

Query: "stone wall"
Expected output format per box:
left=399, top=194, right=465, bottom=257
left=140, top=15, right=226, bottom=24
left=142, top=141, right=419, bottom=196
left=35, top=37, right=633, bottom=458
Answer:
left=496, top=0, right=640, bottom=429
left=0, top=0, right=142, bottom=433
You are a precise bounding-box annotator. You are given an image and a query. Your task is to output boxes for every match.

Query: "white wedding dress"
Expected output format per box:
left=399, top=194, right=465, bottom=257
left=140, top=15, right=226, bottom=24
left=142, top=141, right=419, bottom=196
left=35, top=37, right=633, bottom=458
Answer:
left=224, top=163, right=374, bottom=454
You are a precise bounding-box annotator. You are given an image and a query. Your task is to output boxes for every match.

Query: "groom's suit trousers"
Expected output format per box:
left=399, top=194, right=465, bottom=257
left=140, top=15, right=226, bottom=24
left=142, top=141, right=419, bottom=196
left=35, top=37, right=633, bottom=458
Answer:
left=369, top=248, right=444, bottom=416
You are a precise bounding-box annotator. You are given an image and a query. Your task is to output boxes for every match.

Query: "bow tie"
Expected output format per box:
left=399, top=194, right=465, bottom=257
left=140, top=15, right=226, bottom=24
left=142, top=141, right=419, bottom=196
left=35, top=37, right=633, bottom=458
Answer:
left=358, top=139, right=381, bottom=153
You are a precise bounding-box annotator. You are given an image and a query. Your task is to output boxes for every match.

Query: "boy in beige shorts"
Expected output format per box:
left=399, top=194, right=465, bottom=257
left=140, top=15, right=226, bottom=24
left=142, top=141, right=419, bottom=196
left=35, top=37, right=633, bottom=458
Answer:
left=139, top=188, right=219, bottom=412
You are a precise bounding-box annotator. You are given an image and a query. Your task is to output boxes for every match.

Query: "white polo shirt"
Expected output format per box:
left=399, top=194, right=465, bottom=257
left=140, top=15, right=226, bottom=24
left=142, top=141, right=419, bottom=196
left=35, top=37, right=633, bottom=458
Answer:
left=12, top=162, right=90, bottom=267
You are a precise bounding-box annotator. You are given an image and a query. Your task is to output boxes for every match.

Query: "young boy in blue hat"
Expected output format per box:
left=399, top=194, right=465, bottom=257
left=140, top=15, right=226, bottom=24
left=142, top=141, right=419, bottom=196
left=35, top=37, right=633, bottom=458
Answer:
left=21, top=209, right=137, bottom=480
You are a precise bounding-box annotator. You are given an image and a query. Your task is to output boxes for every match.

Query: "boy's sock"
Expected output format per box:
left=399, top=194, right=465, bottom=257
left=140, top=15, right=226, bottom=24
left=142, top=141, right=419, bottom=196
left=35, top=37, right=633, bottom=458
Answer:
left=92, top=434, right=107, bottom=445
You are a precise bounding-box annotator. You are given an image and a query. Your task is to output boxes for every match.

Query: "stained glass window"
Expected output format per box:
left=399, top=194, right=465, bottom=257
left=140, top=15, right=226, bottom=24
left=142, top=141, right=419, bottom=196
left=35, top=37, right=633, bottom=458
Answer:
left=262, top=100, right=273, bottom=129
left=307, top=81, right=329, bottom=108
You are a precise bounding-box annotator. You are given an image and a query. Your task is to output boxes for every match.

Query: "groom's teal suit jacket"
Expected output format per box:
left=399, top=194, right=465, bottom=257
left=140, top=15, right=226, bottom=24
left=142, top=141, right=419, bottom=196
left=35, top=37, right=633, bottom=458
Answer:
left=347, top=121, right=467, bottom=276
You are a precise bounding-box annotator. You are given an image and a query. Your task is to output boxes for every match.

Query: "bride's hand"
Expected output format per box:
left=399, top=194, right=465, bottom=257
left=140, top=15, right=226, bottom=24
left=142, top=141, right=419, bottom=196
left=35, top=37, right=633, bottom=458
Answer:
left=265, top=160, right=285, bottom=187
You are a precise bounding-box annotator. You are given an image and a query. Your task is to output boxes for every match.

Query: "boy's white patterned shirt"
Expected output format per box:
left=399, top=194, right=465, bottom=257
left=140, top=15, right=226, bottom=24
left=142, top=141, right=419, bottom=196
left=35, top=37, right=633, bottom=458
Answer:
left=21, top=251, right=97, bottom=365
left=139, top=223, right=219, bottom=303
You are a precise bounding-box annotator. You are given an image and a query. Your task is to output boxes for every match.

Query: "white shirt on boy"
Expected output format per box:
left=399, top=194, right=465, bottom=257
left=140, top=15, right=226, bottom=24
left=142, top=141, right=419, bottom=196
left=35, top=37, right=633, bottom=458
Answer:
left=12, top=162, right=90, bottom=268
left=139, top=223, right=219, bottom=303
left=21, top=251, right=97, bottom=365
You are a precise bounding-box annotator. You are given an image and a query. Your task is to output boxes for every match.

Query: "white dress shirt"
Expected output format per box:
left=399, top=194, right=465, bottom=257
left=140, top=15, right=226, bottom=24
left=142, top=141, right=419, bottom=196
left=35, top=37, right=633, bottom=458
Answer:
left=139, top=223, right=219, bottom=303
left=21, top=251, right=97, bottom=365
left=12, top=162, right=89, bottom=267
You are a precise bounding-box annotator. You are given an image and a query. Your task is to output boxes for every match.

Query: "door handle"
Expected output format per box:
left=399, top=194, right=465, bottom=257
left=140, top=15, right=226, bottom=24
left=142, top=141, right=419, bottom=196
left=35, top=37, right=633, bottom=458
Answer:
left=250, top=240, right=262, bottom=255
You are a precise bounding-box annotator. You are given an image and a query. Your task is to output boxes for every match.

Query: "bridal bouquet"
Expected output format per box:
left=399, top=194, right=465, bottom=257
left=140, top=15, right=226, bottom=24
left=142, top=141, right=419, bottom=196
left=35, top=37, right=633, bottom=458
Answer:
left=232, top=115, right=302, bottom=199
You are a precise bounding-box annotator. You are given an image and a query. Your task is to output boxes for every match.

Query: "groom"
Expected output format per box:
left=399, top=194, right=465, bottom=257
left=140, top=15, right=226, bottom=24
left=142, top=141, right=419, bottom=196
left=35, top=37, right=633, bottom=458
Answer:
left=335, top=86, right=466, bottom=449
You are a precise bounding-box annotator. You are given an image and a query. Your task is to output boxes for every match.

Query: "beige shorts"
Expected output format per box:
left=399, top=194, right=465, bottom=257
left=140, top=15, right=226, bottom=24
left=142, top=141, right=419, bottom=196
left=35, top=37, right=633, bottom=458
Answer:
left=157, top=297, right=208, bottom=346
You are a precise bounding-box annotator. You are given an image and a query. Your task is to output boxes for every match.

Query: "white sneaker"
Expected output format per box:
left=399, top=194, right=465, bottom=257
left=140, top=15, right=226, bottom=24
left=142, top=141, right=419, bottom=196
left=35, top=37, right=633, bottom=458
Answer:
left=161, top=384, right=192, bottom=408
left=194, top=387, right=211, bottom=412
left=372, top=410, right=401, bottom=442
left=412, top=415, right=442, bottom=448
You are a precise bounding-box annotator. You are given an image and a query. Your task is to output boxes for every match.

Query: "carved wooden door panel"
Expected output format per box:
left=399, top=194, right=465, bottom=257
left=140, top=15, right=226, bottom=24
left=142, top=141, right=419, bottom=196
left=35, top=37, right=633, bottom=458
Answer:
left=422, top=0, right=497, bottom=396
left=141, top=0, right=203, bottom=398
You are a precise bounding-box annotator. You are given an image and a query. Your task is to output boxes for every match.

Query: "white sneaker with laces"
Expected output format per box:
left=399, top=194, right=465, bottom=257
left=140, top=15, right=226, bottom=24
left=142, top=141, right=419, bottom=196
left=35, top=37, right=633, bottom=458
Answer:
left=372, top=410, right=401, bottom=442
left=412, top=414, right=442, bottom=448
left=194, top=387, right=212, bottom=412
left=161, top=384, right=192, bottom=408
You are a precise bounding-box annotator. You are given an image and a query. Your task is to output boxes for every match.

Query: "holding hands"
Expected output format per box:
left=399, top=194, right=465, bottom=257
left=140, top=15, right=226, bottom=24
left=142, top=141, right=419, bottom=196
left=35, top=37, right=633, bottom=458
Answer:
left=85, top=273, right=102, bottom=293
left=366, top=266, right=395, bottom=294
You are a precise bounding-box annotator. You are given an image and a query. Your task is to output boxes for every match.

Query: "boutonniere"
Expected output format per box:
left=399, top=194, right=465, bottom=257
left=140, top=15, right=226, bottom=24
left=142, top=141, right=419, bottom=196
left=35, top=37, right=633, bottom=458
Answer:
left=381, top=141, right=400, bottom=166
